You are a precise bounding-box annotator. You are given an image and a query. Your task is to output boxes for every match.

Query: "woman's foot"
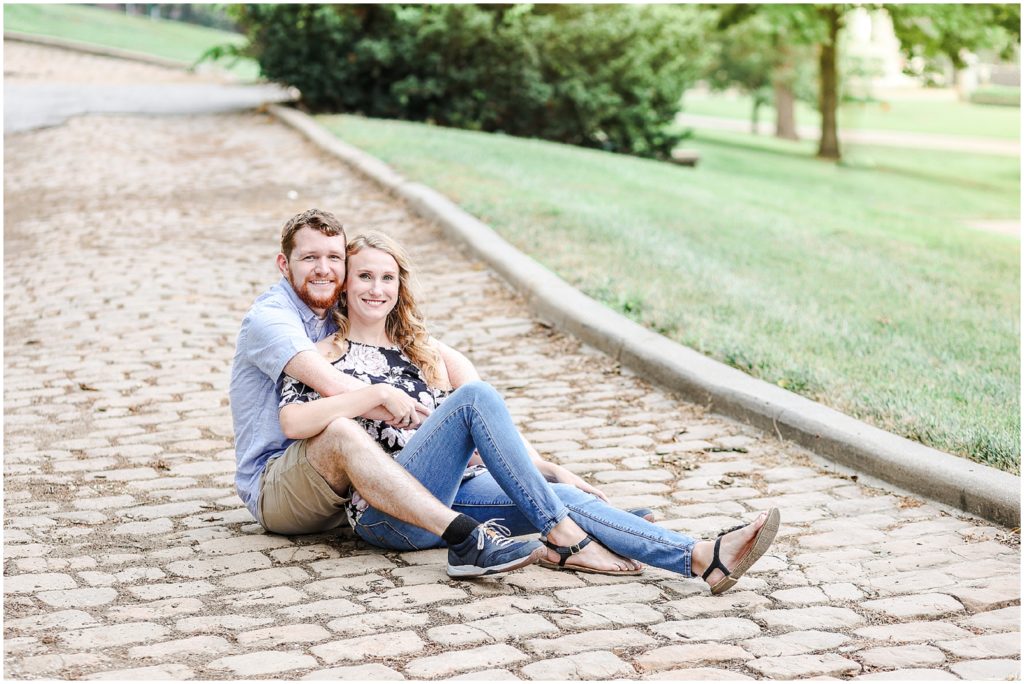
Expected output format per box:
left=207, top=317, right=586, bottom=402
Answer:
left=543, top=517, right=643, bottom=575
left=690, top=509, right=780, bottom=593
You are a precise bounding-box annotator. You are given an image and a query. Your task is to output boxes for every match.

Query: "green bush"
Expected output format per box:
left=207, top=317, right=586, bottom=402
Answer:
left=968, top=84, right=1021, bottom=107
left=228, top=4, right=709, bottom=157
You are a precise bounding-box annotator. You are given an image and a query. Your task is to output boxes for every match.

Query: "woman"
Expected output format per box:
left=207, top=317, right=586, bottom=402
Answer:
left=278, top=231, right=779, bottom=590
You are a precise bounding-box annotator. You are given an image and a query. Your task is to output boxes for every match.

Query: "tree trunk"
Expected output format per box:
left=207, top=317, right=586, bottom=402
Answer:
left=772, top=41, right=799, bottom=141
left=751, top=99, right=760, bottom=134
left=817, top=5, right=842, bottom=160
left=773, top=82, right=799, bottom=140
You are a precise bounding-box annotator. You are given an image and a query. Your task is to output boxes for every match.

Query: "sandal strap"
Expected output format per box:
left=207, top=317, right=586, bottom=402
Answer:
left=542, top=535, right=593, bottom=567
left=700, top=535, right=732, bottom=581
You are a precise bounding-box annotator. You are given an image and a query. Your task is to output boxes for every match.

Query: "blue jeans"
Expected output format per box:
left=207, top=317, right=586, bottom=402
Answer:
left=353, top=381, right=696, bottom=577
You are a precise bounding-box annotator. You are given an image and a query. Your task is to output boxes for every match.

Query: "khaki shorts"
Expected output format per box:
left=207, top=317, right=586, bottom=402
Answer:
left=258, top=439, right=350, bottom=535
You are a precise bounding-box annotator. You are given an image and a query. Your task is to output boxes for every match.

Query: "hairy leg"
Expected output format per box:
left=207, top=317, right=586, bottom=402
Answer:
left=304, top=416, right=457, bottom=536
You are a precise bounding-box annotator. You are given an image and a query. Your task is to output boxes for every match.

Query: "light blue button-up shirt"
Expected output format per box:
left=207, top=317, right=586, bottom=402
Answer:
left=230, top=277, right=337, bottom=523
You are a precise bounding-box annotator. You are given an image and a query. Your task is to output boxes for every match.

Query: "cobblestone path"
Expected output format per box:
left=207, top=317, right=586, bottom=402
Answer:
left=4, top=44, right=1020, bottom=681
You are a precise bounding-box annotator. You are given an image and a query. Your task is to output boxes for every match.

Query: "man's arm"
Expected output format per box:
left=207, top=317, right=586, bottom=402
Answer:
left=284, top=350, right=430, bottom=425
left=284, top=350, right=370, bottom=397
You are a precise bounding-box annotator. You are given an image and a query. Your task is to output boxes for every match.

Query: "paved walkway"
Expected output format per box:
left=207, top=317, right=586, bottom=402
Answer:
left=3, top=43, right=1020, bottom=681
left=3, top=41, right=294, bottom=134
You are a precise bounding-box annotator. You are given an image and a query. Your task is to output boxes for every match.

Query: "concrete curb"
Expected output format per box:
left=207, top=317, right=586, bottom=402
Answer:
left=5, top=31, right=193, bottom=70
left=271, top=104, right=1021, bottom=528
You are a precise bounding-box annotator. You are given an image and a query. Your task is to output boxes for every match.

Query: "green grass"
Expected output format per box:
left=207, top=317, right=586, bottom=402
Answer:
left=3, top=4, right=260, bottom=81
left=318, top=114, right=1020, bottom=473
left=682, top=91, right=1022, bottom=140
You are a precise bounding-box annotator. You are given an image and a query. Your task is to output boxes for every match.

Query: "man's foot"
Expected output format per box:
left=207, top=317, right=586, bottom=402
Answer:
left=447, top=520, right=544, bottom=578
left=691, top=508, right=780, bottom=594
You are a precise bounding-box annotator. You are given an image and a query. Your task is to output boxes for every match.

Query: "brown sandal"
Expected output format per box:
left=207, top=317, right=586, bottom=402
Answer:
left=539, top=535, right=643, bottom=576
left=703, top=508, right=780, bottom=595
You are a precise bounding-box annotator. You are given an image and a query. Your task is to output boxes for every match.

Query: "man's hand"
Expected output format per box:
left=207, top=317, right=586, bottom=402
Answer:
left=378, top=385, right=431, bottom=429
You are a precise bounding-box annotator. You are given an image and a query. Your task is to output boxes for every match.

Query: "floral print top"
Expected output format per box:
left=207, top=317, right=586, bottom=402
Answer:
left=279, top=339, right=449, bottom=523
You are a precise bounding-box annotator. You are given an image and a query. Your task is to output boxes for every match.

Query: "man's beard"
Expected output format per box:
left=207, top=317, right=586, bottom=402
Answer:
left=290, top=272, right=343, bottom=312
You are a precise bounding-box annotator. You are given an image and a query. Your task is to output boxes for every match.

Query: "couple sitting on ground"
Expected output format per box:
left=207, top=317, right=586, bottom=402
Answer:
left=230, top=208, right=779, bottom=588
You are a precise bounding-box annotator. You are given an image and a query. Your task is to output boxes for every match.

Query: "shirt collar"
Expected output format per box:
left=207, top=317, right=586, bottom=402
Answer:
left=278, top=276, right=322, bottom=324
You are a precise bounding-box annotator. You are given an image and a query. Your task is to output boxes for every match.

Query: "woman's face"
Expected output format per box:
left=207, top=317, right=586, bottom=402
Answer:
left=344, top=247, right=401, bottom=325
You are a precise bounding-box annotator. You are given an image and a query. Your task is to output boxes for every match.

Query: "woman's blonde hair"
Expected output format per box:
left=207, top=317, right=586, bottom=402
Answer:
left=333, top=231, right=448, bottom=389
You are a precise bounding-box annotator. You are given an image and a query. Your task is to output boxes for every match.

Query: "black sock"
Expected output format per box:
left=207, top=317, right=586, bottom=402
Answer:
left=442, top=514, right=478, bottom=546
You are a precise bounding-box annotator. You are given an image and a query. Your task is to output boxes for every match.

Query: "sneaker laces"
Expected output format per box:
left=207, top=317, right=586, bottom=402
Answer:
left=476, top=518, right=512, bottom=549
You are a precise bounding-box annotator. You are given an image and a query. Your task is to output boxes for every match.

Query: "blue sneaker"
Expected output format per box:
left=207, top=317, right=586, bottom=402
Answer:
left=447, top=519, right=544, bottom=578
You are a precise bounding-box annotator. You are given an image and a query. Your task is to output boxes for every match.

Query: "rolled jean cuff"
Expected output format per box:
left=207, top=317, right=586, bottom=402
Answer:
left=537, top=505, right=570, bottom=537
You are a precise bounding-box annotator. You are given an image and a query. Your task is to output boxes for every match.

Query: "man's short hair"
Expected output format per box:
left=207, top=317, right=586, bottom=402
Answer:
left=280, top=209, right=347, bottom=258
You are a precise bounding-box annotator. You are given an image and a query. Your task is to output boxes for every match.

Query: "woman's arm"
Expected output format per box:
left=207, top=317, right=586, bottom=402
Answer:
left=520, top=434, right=609, bottom=501
left=435, top=340, right=485, bottom=465
left=436, top=340, right=480, bottom=389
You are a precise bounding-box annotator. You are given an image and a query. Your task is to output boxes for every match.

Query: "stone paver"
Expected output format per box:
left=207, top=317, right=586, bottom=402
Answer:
left=521, top=651, right=633, bottom=680
left=301, top=664, right=406, bottom=680
left=310, top=631, right=426, bottom=664
left=741, top=630, right=849, bottom=657
left=635, top=644, right=752, bottom=671
left=3, top=41, right=1019, bottom=681
left=208, top=651, right=318, bottom=677
left=856, top=644, right=946, bottom=668
left=745, top=654, right=862, bottom=679
left=405, top=644, right=529, bottom=679
left=82, top=663, right=195, bottom=680
left=935, top=632, right=1022, bottom=659
left=949, top=658, right=1021, bottom=680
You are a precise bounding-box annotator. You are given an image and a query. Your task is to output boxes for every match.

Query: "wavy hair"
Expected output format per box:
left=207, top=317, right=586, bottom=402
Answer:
left=332, top=231, right=448, bottom=389
left=280, top=208, right=346, bottom=259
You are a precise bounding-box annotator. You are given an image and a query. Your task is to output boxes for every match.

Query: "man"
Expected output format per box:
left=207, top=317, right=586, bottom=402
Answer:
left=230, top=209, right=543, bottom=577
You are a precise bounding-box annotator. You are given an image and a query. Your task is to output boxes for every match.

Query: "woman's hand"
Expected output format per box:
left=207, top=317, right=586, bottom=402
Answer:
left=378, top=385, right=428, bottom=429
left=547, top=463, right=609, bottom=502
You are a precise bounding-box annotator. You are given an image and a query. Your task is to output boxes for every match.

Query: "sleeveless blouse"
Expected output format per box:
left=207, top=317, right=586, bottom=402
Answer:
left=279, top=340, right=450, bottom=523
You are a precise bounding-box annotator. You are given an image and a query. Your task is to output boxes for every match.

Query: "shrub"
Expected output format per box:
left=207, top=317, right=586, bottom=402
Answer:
left=227, top=4, right=709, bottom=157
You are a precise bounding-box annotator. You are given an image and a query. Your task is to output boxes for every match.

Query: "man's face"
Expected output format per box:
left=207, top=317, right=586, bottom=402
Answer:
left=276, top=226, right=347, bottom=316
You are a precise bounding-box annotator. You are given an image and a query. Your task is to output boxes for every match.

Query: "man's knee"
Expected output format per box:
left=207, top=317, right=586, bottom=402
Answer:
left=319, top=417, right=372, bottom=454
left=306, top=418, right=359, bottom=471
left=309, top=417, right=389, bottom=470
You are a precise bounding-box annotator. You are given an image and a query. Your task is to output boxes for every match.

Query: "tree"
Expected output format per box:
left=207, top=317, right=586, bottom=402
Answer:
left=815, top=5, right=843, bottom=159
left=887, top=4, right=1021, bottom=89
left=705, top=8, right=811, bottom=138
left=714, top=4, right=847, bottom=159
left=705, top=4, right=1021, bottom=160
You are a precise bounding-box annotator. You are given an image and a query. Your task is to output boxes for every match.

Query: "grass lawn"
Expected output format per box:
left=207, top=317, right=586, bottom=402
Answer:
left=682, top=91, right=1021, bottom=140
left=318, top=114, right=1020, bottom=473
left=3, top=4, right=259, bottom=81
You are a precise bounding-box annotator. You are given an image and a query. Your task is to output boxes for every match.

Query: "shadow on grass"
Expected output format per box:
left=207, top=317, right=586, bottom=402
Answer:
left=692, top=132, right=1014, bottom=195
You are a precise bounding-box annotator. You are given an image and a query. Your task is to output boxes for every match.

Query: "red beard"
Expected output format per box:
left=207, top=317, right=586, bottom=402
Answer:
left=290, top=273, right=343, bottom=312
